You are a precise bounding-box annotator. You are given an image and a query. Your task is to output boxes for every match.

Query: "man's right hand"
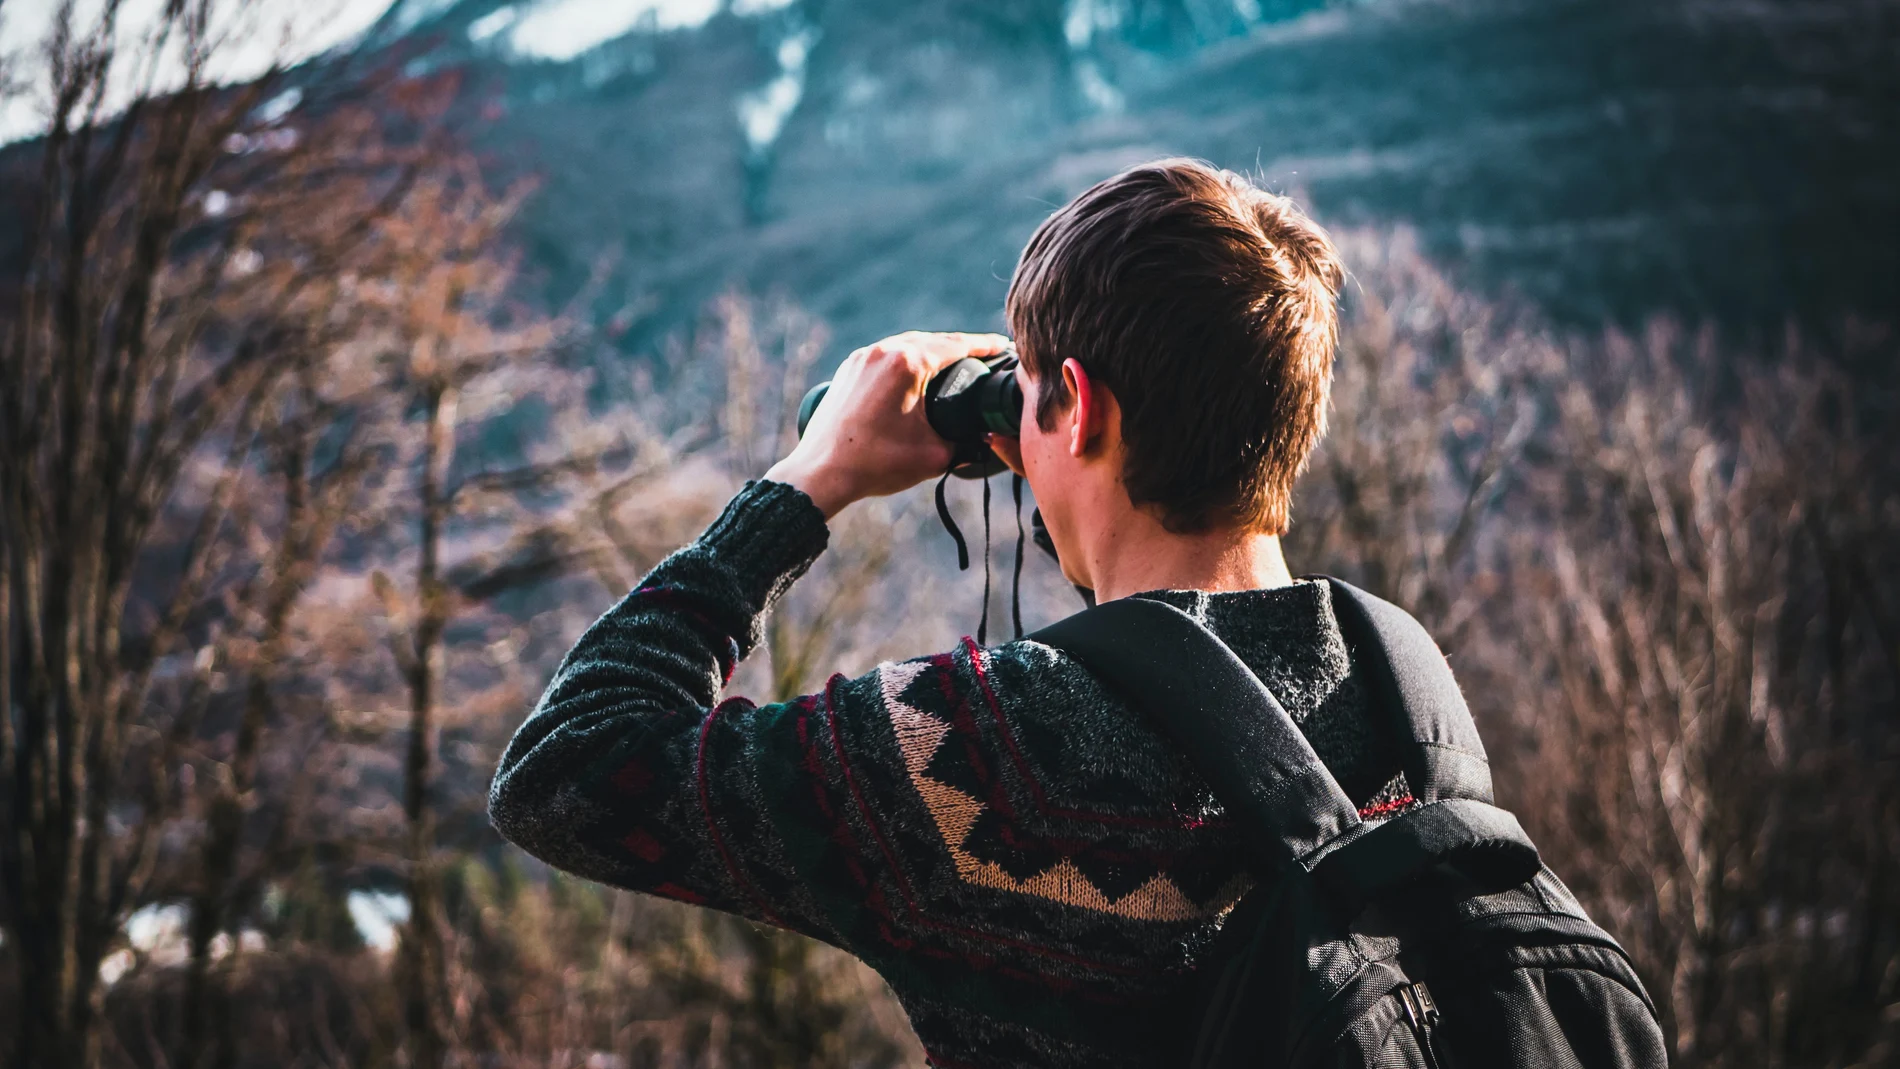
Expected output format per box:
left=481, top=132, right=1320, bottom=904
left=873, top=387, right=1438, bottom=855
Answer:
left=765, top=331, right=1013, bottom=519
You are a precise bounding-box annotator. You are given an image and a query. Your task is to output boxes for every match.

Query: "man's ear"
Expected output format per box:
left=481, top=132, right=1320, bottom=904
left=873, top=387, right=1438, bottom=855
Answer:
left=1061, top=358, right=1108, bottom=459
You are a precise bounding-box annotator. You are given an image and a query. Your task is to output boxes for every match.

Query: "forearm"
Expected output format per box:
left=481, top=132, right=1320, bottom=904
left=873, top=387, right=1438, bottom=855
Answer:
left=537, top=478, right=827, bottom=710
left=487, top=480, right=828, bottom=886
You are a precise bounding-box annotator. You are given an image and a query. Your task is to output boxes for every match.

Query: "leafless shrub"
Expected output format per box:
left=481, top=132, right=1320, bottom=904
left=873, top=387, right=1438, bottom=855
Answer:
left=1295, top=229, right=1900, bottom=1068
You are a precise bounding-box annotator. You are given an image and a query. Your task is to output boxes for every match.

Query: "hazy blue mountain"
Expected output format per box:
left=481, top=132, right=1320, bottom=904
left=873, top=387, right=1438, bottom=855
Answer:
left=375, top=0, right=1897, bottom=350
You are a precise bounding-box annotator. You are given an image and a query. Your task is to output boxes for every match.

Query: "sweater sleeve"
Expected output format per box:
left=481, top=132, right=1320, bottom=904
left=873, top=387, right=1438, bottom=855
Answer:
left=489, top=479, right=866, bottom=944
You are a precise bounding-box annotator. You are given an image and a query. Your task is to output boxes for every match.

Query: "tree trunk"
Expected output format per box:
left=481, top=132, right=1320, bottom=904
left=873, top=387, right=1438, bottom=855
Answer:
left=178, top=620, right=288, bottom=1069
left=399, top=382, right=452, bottom=1069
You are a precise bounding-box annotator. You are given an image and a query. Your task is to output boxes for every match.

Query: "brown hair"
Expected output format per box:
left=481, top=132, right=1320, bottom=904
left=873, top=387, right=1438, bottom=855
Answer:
left=1005, top=158, right=1344, bottom=534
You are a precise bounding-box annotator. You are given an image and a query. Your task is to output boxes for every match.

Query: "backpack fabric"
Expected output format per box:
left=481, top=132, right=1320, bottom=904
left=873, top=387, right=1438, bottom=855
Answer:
left=1029, top=577, right=1669, bottom=1068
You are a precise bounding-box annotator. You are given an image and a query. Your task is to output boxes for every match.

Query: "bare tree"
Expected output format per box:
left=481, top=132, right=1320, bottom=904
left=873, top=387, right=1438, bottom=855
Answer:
left=0, top=4, right=349, bottom=1062
left=0, top=4, right=505, bottom=1066
left=346, top=157, right=559, bottom=1069
left=173, top=334, right=396, bottom=1069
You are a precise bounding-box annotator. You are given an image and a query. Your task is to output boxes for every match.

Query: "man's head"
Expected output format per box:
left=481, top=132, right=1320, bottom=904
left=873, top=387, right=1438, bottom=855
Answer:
left=1004, top=158, right=1344, bottom=560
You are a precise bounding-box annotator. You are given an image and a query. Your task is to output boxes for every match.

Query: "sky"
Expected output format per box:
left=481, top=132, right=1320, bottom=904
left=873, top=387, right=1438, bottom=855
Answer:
left=0, top=0, right=392, bottom=140
left=0, top=0, right=789, bottom=140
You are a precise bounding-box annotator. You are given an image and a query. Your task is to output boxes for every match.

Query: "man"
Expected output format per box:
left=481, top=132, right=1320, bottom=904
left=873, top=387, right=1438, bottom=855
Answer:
left=490, top=159, right=1403, bottom=1066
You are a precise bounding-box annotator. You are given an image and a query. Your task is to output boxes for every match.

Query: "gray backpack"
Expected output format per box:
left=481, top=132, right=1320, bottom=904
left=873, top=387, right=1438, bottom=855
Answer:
left=1031, top=578, right=1669, bottom=1068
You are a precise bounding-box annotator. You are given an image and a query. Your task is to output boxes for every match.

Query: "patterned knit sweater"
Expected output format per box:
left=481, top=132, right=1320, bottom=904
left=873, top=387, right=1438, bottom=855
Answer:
left=489, top=480, right=1409, bottom=1068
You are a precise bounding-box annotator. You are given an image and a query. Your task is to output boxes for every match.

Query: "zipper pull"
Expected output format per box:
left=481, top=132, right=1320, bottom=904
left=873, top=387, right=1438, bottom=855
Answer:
left=1399, top=982, right=1444, bottom=1069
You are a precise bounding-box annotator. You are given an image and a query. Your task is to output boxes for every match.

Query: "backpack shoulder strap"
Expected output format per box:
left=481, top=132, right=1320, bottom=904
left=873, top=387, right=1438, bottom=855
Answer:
left=1030, top=588, right=1541, bottom=907
left=1318, top=577, right=1493, bottom=804
left=1028, top=597, right=1364, bottom=870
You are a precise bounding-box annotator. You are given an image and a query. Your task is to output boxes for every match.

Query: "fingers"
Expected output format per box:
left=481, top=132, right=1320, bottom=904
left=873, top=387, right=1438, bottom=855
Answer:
left=956, top=331, right=1015, bottom=357
left=987, top=433, right=1026, bottom=477
left=897, top=332, right=968, bottom=377
left=863, top=331, right=1014, bottom=380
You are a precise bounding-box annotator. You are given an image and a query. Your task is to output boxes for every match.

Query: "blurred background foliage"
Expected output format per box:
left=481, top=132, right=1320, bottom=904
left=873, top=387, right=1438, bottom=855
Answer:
left=0, top=0, right=1895, bottom=1067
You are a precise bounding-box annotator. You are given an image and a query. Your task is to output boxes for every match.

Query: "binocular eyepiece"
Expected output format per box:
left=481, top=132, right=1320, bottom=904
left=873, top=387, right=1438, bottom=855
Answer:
left=795, top=344, right=1024, bottom=478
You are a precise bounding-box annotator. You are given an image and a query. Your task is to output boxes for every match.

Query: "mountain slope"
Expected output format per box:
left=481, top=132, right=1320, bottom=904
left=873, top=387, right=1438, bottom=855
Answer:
left=381, top=0, right=1899, bottom=350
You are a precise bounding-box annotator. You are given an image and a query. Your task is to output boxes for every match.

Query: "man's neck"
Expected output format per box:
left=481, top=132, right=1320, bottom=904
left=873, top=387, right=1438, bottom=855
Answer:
left=1076, top=501, right=1295, bottom=603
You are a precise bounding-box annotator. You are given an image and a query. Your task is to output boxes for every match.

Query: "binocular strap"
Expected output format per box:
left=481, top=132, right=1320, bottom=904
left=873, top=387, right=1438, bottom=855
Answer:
left=932, top=463, right=1029, bottom=646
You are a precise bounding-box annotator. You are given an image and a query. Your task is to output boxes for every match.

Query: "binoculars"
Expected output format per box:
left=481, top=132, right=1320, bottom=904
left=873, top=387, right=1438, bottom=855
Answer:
left=794, top=341, right=1078, bottom=618
left=795, top=345, right=1024, bottom=478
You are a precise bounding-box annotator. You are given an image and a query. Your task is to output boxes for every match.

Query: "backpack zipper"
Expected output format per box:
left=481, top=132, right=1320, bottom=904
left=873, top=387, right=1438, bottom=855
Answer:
left=1398, top=982, right=1444, bottom=1069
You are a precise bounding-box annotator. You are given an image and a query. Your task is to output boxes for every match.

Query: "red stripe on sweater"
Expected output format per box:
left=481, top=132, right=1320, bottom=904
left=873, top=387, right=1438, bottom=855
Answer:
left=929, top=648, right=1247, bottom=890
left=794, top=695, right=906, bottom=939
left=696, top=698, right=785, bottom=927
left=1358, top=795, right=1418, bottom=820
